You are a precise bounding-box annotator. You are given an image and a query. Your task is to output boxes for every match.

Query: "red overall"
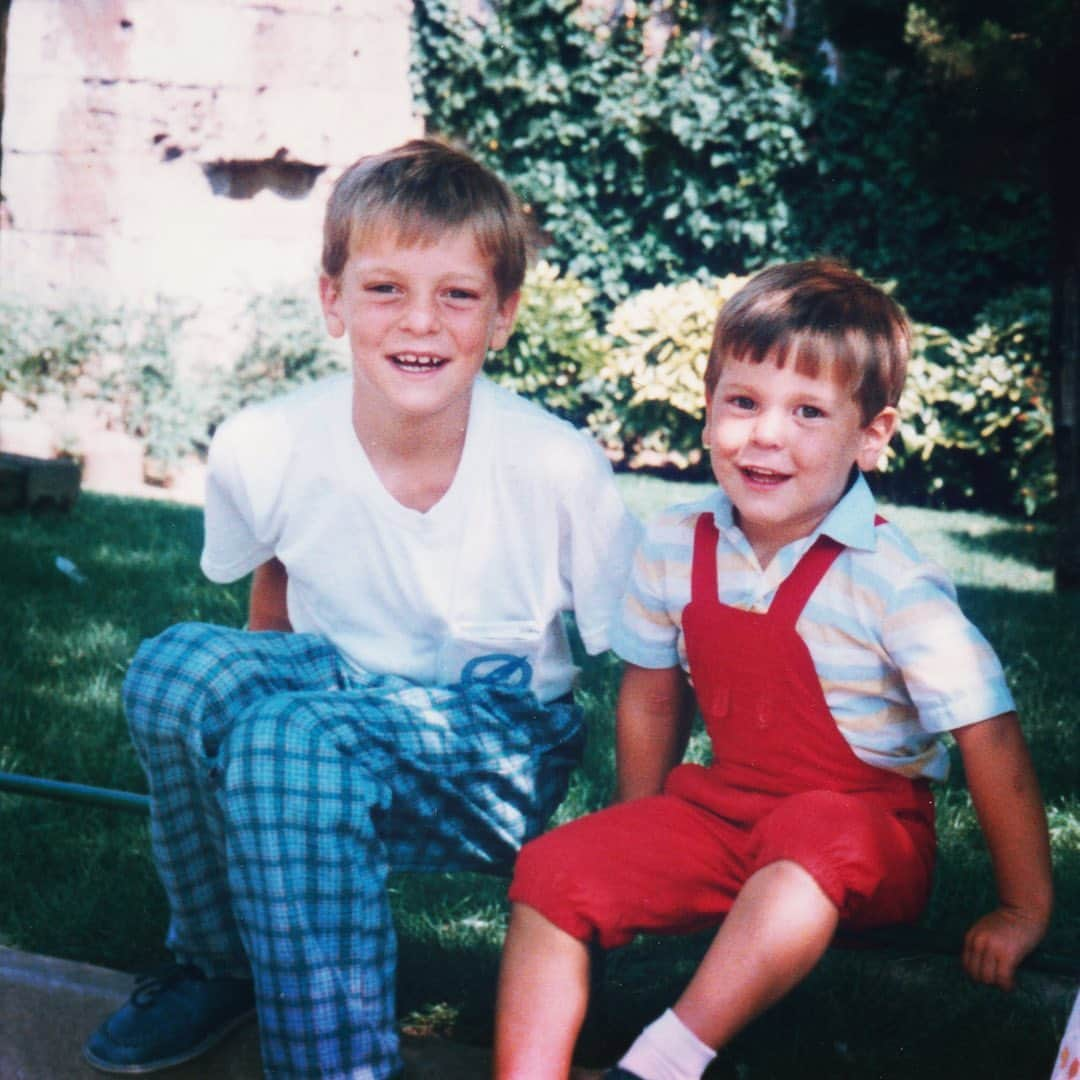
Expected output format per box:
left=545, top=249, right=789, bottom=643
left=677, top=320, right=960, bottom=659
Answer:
left=510, top=514, right=936, bottom=950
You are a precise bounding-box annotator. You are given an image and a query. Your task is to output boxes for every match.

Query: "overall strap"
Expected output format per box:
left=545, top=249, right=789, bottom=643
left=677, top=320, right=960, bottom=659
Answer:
left=768, top=535, right=844, bottom=624
left=769, top=514, right=887, bottom=625
left=690, top=512, right=720, bottom=605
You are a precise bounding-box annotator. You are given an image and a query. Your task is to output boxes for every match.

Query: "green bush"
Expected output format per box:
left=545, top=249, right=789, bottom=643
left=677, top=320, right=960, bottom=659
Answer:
left=0, top=291, right=338, bottom=473
left=589, top=276, right=1053, bottom=516
left=103, top=301, right=207, bottom=472
left=0, top=295, right=206, bottom=472
left=886, top=289, right=1053, bottom=517
left=207, top=288, right=346, bottom=429
left=591, top=274, right=745, bottom=467
left=0, top=295, right=110, bottom=405
left=486, top=261, right=607, bottom=425
left=0, top=279, right=1053, bottom=518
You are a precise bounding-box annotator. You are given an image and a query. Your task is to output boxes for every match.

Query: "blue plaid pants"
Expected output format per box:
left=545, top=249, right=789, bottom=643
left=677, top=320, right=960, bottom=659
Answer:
left=123, top=622, right=584, bottom=1079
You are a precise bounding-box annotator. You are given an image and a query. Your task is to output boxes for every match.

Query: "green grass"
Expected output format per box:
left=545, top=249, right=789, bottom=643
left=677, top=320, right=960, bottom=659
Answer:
left=1, top=482, right=1077, bottom=1078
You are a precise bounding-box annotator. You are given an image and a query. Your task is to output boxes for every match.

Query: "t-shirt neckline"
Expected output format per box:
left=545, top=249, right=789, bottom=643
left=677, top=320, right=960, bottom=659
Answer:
left=330, top=377, right=490, bottom=530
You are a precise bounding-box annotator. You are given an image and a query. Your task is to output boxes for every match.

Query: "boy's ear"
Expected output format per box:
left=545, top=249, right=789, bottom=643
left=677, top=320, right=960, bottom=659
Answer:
left=488, top=290, right=521, bottom=352
left=857, top=406, right=900, bottom=472
left=319, top=274, right=346, bottom=339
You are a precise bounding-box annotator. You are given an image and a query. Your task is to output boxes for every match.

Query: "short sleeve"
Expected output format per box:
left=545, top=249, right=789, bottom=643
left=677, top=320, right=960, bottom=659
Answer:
left=558, top=435, right=642, bottom=656
left=200, top=417, right=276, bottom=583
left=609, top=512, right=687, bottom=670
left=883, top=560, right=1015, bottom=733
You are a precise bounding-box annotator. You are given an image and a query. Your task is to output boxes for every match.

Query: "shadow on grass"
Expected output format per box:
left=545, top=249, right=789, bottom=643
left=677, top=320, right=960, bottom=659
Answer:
left=945, top=520, right=1056, bottom=569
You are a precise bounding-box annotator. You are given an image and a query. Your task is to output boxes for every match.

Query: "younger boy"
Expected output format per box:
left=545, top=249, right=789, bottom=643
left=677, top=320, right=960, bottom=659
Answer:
left=83, top=138, right=640, bottom=1080
left=494, top=260, right=1053, bottom=1080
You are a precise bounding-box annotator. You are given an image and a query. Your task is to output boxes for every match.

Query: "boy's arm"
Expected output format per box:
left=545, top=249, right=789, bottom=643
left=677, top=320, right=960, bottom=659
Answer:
left=248, top=557, right=293, bottom=632
left=952, top=711, right=1053, bottom=990
left=615, top=662, right=692, bottom=803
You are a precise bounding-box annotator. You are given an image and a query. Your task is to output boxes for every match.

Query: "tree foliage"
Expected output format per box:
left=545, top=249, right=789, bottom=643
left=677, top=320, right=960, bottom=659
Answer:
left=780, top=1, right=1051, bottom=327
left=412, top=0, right=810, bottom=305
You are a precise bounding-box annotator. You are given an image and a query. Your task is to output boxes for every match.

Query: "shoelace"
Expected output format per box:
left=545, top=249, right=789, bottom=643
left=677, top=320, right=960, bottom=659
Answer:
left=129, top=963, right=205, bottom=1008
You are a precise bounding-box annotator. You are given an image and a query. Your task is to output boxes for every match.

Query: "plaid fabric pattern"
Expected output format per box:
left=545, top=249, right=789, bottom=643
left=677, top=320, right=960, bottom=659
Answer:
left=124, top=622, right=583, bottom=1080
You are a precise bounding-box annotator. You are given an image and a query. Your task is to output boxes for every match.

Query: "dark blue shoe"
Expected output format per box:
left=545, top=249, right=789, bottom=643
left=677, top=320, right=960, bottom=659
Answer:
left=83, top=963, right=255, bottom=1074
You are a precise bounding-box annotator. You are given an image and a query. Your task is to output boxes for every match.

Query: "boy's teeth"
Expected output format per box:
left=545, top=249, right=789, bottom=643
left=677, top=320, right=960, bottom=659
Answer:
left=394, top=353, right=444, bottom=367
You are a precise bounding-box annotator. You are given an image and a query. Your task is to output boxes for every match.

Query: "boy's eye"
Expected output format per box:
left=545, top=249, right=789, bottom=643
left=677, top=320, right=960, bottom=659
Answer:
left=365, top=282, right=399, bottom=295
left=729, top=395, right=756, bottom=411
left=797, top=404, right=825, bottom=419
left=445, top=287, right=480, bottom=302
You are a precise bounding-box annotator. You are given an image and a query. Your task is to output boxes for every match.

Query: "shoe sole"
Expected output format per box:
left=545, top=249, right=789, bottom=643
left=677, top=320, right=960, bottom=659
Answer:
left=82, top=1007, right=256, bottom=1075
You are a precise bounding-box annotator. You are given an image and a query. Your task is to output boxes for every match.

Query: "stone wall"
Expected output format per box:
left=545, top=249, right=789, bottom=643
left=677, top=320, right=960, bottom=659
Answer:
left=0, top=0, right=421, bottom=303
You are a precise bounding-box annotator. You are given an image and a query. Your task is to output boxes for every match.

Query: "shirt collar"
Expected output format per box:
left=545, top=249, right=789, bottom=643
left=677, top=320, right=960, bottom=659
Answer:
left=707, top=470, right=880, bottom=556
left=816, top=472, right=879, bottom=551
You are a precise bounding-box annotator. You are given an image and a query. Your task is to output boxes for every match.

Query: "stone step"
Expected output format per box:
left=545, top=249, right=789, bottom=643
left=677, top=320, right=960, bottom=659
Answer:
left=0, top=947, right=496, bottom=1079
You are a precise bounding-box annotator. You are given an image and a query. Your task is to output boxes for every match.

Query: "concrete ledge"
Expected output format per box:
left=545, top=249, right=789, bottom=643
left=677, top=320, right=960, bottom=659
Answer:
left=0, top=947, right=498, bottom=1079
left=0, top=947, right=261, bottom=1078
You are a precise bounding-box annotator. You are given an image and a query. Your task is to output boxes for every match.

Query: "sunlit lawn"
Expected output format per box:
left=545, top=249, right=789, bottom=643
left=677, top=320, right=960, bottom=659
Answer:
left=0, top=480, right=1076, bottom=1078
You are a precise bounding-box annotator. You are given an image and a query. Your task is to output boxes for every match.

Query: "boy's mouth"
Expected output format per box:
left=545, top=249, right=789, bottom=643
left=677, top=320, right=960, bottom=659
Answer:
left=739, top=465, right=790, bottom=487
left=390, top=352, right=449, bottom=372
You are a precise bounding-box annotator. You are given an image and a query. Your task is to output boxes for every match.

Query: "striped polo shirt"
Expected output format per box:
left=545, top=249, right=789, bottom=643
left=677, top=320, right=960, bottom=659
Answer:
left=610, top=473, right=1014, bottom=781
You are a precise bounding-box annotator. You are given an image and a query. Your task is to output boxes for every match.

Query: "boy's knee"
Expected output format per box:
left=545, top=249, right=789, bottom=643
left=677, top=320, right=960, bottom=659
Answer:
left=752, top=791, right=928, bottom=924
left=509, top=825, right=635, bottom=951
left=124, top=622, right=267, bottom=749
left=124, top=622, right=222, bottom=735
left=125, top=622, right=231, bottom=698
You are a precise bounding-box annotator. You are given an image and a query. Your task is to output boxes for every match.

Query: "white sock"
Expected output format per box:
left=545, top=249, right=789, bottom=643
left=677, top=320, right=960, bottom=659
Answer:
left=617, top=1008, right=717, bottom=1080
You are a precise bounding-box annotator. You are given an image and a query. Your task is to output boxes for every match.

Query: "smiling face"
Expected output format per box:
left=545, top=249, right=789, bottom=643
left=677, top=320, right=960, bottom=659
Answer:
left=319, top=225, right=519, bottom=436
left=706, top=357, right=898, bottom=567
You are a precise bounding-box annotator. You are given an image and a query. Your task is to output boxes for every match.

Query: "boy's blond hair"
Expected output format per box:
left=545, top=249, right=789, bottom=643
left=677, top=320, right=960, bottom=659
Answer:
left=321, top=137, right=530, bottom=302
left=705, top=259, right=911, bottom=423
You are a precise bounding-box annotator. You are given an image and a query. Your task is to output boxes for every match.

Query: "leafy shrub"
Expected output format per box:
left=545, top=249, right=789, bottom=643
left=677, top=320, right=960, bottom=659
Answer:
left=0, top=294, right=206, bottom=472
left=886, top=289, right=1053, bottom=517
left=591, top=274, right=746, bottom=467
left=103, top=301, right=209, bottom=471
left=208, top=288, right=346, bottom=428
left=1, top=278, right=1053, bottom=517
left=0, top=296, right=111, bottom=405
left=589, top=275, right=1053, bottom=517
left=486, top=261, right=607, bottom=425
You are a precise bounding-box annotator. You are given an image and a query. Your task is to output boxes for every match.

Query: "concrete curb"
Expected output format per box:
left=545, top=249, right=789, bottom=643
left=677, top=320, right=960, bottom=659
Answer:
left=0, top=947, right=496, bottom=1079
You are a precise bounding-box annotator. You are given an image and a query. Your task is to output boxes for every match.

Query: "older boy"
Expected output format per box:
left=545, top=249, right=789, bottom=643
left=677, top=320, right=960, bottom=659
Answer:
left=494, top=260, right=1052, bottom=1080
left=83, top=139, right=640, bottom=1079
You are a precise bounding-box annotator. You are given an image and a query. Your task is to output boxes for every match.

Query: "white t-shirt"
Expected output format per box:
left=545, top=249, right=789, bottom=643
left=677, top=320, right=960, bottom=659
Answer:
left=201, top=374, right=641, bottom=703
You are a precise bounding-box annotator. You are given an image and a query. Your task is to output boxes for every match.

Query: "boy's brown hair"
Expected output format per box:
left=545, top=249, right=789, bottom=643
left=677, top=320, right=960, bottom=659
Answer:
left=321, top=137, right=530, bottom=302
left=705, top=259, right=911, bottom=423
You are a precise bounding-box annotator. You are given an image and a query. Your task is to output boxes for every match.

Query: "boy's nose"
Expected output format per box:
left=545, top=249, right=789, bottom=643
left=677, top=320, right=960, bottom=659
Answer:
left=399, top=294, right=440, bottom=334
left=750, top=409, right=784, bottom=446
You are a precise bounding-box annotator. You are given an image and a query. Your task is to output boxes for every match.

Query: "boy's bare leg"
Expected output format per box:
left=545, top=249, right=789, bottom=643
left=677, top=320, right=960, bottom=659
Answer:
left=671, top=859, right=839, bottom=1051
left=494, top=903, right=591, bottom=1079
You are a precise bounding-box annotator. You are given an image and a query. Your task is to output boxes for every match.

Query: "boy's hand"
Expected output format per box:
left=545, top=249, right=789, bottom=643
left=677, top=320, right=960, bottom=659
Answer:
left=953, top=713, right=1053, bottom=992
left=962, top=904, right=1049, bottom=990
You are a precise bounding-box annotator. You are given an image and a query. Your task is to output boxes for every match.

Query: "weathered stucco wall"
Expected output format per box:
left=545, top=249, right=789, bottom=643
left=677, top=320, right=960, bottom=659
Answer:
left=0, top=0, right=421, bottom=302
